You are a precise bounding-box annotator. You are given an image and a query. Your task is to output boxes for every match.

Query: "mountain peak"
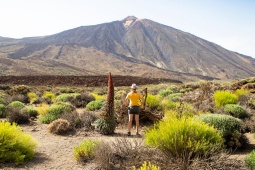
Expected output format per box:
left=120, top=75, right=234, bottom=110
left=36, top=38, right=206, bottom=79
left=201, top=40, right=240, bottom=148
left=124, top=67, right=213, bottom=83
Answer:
left=122, top=16, right=138, bottom=28
left=122, top=16, right=138, bottom=21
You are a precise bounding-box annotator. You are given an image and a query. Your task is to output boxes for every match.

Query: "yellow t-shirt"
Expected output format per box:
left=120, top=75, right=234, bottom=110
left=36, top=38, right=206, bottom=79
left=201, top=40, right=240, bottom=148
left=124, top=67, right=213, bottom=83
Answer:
left=126, top=92, right=143, bottom=106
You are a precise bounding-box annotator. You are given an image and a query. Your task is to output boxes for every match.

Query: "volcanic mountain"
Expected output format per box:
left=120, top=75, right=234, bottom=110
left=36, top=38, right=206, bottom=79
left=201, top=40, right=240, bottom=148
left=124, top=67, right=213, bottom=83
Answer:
left=0, top=16, right=254, bottom=81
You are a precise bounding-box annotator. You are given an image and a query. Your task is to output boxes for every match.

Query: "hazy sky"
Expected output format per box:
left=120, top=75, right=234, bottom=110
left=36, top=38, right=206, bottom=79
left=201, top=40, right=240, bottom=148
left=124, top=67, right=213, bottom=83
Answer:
left=1, top=0, right=254, bottom=57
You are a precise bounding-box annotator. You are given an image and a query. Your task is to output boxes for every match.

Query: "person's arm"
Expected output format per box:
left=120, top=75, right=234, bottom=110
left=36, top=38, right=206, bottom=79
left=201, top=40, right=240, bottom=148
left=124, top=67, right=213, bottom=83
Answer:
left=125, top=95, right=129, bottom=107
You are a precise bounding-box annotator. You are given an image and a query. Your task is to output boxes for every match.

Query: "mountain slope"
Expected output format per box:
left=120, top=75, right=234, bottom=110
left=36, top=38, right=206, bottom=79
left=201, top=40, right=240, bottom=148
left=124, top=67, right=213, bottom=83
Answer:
left=0, top=16, right=254, bottom=80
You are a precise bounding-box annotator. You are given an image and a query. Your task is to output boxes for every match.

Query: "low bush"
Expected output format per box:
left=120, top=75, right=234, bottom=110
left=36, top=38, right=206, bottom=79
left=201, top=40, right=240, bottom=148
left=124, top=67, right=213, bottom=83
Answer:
left=70, top=93, right=95, bottom=108
left=0, top=103, right=7, bottom=118
left=245, top=150, right=255, bottom=170
left=158, top=89, right=173, bottom=97
left=5, top=94, right=29, bottom=104
left=91, top=93, right=105, bottom=100
left=55, top=93, right=74, bottom=102
left=27, top=92, right=38, bottom=104
left=224, top=104, right=247, bottom=118
left=0, top=97, right=5, bottom=104
left=86, top=99, right=104, bottom=111
left=73, top=139, right=100, bottom=162
left=48, top=118, right=72, bottom=135
left=23, top=106, right=38, bottom=118
left=36, top=103, right=49, bottom=115
left=168, top=85, right=180, bottom=93
left=7, top=101, right=26, bottom=110
left=133, top=161, right=160, bottom=170
left=60, top=110, right=98, bottom=129
left=234, top=89, right=250, bottom=98
left=0, top=121, right=37, bottom=164
left=146, top=94, right=162, bottom=110
left=196, top=114, right=244, bottom=148
left=114, top=90, right=126, bottom=100
left=214, top=90, right=237, bottom=107
left=39, top=103, right=73, bottom=124
left=7, top=108, right=30, bottom=124
left=8, top=85, right=30, bottom=95
left=166, top=93, right=182, bottom=101
left=145, top=117, right=224, bottom=166
left=160, top=99, right=177, bottom=111
left=42, top=91, right=55, bottom=103
left=94, top=118, right=116, bottom=135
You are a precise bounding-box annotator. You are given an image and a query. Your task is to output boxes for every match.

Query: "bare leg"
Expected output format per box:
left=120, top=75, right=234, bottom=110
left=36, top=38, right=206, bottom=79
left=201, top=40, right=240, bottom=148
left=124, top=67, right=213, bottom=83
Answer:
left=135, top=114, right=139, bottom=133
left=128, top=114, right=134, bottom=133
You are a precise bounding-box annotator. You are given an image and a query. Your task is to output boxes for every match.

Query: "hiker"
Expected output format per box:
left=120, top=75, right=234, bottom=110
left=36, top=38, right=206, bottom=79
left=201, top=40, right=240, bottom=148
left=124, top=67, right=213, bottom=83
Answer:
left=125, top=83, right=145, bottom=136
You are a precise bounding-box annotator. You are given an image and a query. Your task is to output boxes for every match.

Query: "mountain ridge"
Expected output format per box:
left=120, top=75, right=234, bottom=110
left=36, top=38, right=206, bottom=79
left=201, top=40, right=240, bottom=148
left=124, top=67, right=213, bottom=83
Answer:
left=0, top=16, right=254, bottom=81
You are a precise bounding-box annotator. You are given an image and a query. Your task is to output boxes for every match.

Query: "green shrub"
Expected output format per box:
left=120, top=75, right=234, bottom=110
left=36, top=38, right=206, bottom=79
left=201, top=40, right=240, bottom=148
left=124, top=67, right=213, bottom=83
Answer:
left=245, top=150, right=255, bottom=170
left=8, top=101, right=25, bottom=110
left=55, top=93, right=73, bottom=102
left=179, top=88, right=192, bottom=93
left=145, top=117, right=223, bottom=160
left=48, top=118, right=72, bottom=135
left=168, top=85, right=180, bottom=93
left=59, top=87, right=75, bottom=93
left=0, top=104, right=7, bottom=118
left=196, top=114, right=243, bottom=148
left=214, top=90, right=237, bottom=107
left=166, top=93, right=182, bottom=101
left=146, top=94, right=162, bottom=110
left=94, top=118, right=116, bottom=135
left=39, top=103, right=73, bottom=124
left=0, top=121, right=37, bottom=164
left=133, top=161, right=160, bottom=170
left=224, top=104, right=247, bottom=118
left=73, top=139, right=100, bottom=162
left=158, top=89, right=173, bottom=97
left=23, top=106, right=38, bottom=117
left=86, top=99, right=104, bottom=111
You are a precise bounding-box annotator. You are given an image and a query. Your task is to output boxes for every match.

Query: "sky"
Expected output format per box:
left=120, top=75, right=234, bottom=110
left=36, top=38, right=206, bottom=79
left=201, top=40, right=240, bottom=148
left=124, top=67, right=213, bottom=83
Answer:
left=0, top=0, right=254, bottom=57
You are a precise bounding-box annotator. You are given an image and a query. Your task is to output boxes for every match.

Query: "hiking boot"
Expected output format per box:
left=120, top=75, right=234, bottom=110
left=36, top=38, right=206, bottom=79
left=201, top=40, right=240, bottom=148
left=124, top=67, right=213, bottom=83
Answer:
left=127, top=132, right=131, bottom=136
left=136, top=132, right=141, bottom=137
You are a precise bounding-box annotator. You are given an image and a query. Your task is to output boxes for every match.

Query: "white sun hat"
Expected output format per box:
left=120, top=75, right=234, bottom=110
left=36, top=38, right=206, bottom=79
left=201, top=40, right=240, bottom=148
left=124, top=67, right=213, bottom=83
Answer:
left=131, top=83, right=137, bottom=89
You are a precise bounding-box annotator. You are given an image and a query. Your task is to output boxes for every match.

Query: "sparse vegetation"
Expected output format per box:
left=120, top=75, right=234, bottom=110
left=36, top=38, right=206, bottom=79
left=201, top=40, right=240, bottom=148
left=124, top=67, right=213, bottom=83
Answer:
left=73, top=139, right=100, bottom=162
left=1, top=77, right=255, bottom=169
left=86, top=99, right=104, bottom=111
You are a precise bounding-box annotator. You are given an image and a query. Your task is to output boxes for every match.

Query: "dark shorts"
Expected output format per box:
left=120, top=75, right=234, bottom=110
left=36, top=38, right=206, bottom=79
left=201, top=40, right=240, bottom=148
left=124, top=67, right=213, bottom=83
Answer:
left=128, top=106, right=140, bottom=114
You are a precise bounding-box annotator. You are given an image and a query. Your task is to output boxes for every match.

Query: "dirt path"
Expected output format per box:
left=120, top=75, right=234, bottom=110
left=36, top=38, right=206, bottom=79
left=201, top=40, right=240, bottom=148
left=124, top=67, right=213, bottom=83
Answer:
left=0, top=120, right=145, bottom=170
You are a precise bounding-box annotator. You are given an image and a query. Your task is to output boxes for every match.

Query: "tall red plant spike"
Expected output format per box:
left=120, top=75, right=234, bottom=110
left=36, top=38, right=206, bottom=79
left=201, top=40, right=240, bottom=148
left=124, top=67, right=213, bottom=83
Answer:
left=106, top=72, right=114, bottom=117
